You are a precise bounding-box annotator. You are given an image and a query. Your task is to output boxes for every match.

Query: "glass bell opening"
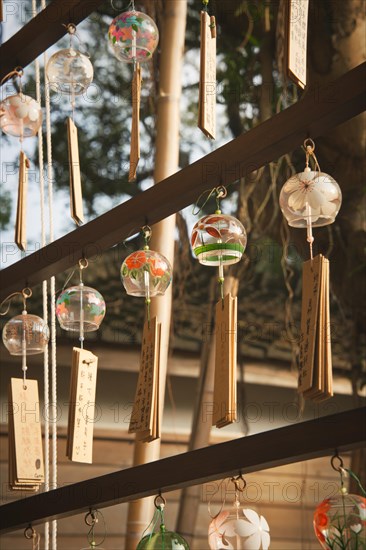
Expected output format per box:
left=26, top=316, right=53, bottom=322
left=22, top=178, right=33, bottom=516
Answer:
left=2, top=313, right=49, bottom=355
left=0, top=94, right=42, bottom=138
left=279, top=170, right=342, bottom=228
left=46, top=48, right=94, bottom=95
left=121, top=250, right=172, bottom=297
left=56, top=285, right=106, bottom=332
left=108, top=11, right=159, bottom=63
left=191, top=214, right=247, bottom=266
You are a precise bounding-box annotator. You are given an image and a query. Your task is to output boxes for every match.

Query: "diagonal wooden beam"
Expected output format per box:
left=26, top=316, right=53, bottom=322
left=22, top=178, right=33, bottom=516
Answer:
left=0, top=63, right=365, bottom=299
left=0, top=0, right=105, bottom=82
left=0, top=407, right=365, bottom=534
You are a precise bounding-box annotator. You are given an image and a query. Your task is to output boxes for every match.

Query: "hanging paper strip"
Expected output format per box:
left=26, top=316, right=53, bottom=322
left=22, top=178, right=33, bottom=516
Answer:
left=15, top=151, right=29, bottom=251
left=129, top=317, right=161, bottom=442
left=287, top=0, right=309, bottom=88
left=8, top=378, right=44, bottom=491
left=198, top=11, right=216, bottom=139
left=67, top=117, right=84, bottom=225
left=298, top=254, right=333, bottom=401
left=129, top=64, right=142, bottom=182
left=67, top=347, right=98, bottom=463
left=212, top=293, right=237, bottom=428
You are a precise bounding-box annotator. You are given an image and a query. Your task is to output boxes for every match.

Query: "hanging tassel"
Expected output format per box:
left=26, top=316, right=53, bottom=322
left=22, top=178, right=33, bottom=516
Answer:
left=67, top=117, right=84, bottom=225
left=129, top=64, right=142, bottom=182
left=15, top=151, right=29, bottom=251
left=198, top=2, right=216, bottom=139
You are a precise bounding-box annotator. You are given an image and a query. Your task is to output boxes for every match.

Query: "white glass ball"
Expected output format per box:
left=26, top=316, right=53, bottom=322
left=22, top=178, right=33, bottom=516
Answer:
left=279, top=168, right=342, bottom=228
left=108, top=10, right=159, bottom=63
left=2, top=313, right=49, bottom=355
left=56, top=284, right=106, bottom=332
left=0, top=93, right=42, bottom=138
left=46, top=48, right=94, bottom=95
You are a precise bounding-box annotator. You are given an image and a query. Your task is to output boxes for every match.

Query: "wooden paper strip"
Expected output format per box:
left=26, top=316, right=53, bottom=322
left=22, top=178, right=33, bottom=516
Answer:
left=129, top=317, right=160, bottom=442
left=67, top=117, right=84, bottom=225
left=287, top=0, right=309, bottom=89
left=198, top=10, right=216, bottom=140
left=15, top=151, right=28, bottom=251
left=8, top=378, right=44, bottom=491
left=212, top=293, right=237, bottom=428
left=67, top=347, right=98, bottom=463
left=129, top=65, right=142, bottom=182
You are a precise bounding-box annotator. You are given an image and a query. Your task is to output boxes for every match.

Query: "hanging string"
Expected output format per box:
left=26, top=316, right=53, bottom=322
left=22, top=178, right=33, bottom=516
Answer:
left=24, top=526, right=41, bottom=550
left=78, top=258, right=88, bottom=349
left=331, top=451, right=366, bottom=496
left=142, top=226, right=152, bottom=327
left=84, top=509, right=107, bottom=548
left=32, top=1, right=50, bottom=545
left=302, top=139, right=320, bottom=262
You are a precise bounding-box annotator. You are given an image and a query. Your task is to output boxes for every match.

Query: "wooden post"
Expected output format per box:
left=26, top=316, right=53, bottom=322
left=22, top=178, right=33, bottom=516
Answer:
left=124, top=1, right=188, bottom=548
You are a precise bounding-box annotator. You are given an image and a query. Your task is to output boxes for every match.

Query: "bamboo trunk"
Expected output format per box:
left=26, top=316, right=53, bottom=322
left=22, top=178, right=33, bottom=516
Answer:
left=175, top=276, right=239, bottom=545
left=124, top=2, right=187, bottom=548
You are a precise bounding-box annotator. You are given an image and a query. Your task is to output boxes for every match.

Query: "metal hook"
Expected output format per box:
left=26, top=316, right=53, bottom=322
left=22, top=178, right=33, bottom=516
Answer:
left=154, top=493, right=166, bottom=509
left=79, top=257, right=88, bottom=270
left=24, top=525, right=36, bottom=540
left=331, top=451, right=344, bottom=473
left=84, top=509, right=98, bottom=527
left=231, top=473, right=247, bottom=492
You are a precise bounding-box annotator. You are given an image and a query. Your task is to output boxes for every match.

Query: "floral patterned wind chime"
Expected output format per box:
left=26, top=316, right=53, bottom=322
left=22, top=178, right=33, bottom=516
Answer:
left=0, top=68, right=42, bottom=250
left=55, top=259, right=106, bottom=463
left=313, top=452, right=366, bottom=549
left=208, top=475, right=270, bottom=550
left=121, top=226, right=172, bottom=442
left=279, top=139, right=342, bottom=401
left=1, top=288, right=48, bottom=492
left=46, top=23, right=94, bottom=225
left=191, top=188, right=247, bottom=428
left=108, top=1, right=159, bottom=181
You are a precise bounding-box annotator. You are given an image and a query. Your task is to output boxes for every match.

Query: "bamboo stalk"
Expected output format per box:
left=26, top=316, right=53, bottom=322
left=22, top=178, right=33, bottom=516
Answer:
left=124, top=2, right=188, bottom=547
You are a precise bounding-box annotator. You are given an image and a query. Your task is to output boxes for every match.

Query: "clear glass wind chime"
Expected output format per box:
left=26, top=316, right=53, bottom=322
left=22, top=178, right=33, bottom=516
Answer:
left=46, top=23, right=94, bottom=225
left=108, top=0, right=159, bottom=181
left=0, top=68, right=42, bottom=250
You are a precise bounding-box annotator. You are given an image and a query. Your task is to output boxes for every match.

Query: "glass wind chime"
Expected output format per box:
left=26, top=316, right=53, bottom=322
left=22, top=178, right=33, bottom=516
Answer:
left=46, top=23, right=94, bottom=225
left=56, top=259, right=106, bottom=463
left=279, top=139, right=342, bottom=402
left=108, top=1, right=159, bottom=181
left=121, top=226, right=172, bottom=441
left=208, top=475, right=270, bottom=550
left=1, top=288, right=48, bottom=492
left=313, top=452, right=366, bottom=549
left=191, top=187, right=247, bottom=428
left=137, top=494, right=189, bottom=549
left=0, top=68, right=42, bottom=250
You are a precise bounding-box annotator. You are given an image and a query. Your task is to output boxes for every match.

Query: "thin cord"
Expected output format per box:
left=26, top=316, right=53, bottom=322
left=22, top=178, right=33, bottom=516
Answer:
left=32, top=1, right=50, bottom=547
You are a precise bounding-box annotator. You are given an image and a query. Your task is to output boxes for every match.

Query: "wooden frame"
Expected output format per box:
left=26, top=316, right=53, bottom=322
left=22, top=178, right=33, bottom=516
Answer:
left=0, top=0, right=365, bottom=536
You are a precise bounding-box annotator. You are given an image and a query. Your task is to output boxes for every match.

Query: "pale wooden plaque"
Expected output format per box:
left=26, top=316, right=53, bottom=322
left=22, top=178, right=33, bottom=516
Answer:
left=67, top=117, right=84, bottom=225
left=129, top=65, right=142, bottom=182
left=287, top=0, right=309, bottom=89
left=15, top=151, right=28, bottom=251
left=198, top=11, right=216, bottom=139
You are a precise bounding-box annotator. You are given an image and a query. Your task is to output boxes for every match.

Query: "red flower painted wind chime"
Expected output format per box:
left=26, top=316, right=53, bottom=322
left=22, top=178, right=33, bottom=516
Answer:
left=191, top=187, right=247, bottom=428
left=121, top=226, right=172, bottom=442
left=108, top=1, right=159, bottom=181
left=0, top=68, right=42, bottom=250
left=280, top=139, right=342, bottom=402
left=46, top=23, right=94, bottom=225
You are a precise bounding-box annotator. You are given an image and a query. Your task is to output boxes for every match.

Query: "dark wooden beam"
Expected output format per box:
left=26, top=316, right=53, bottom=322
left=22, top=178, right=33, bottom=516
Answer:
left=1, top=63, right=365, bottom=299
left=0, top=407, right=365, bottom=533
left=0, top=0, right=105, bottom=82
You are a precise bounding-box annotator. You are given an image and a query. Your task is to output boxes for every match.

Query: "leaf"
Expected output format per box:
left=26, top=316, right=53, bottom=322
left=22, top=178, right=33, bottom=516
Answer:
left=132, top=24, right=139, bottom=32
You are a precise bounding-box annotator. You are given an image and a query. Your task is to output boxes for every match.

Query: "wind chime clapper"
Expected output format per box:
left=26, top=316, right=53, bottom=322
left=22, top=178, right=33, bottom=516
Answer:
left=81, top=509, right=106, bottom=550
left=279, top=139, right=342, bottom=403
left=198, top=0, right=217, bottom=139
left=56, top=258, right=105, bottom=463
left=108, top=1, right=159, bottom=182
left=1, top=288, right=47, bottom=492
left=137, top=494, right=190, bottom=549
left=191, top=187, right=247, bottom=428
left=208, top=474, right=270, bottom=550
left=0, top=68, right=42, bottom=251
left=313, top=451, right=366, bottom=550
left=46, top=23, right=94, bottom=226
left=121, top=225, right=172, bottom=442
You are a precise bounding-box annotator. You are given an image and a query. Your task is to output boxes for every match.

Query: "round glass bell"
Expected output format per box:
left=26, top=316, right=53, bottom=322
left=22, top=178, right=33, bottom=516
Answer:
left=279, top=168, right=342, bottom=228
left=191, top=214, right=247, bottom=266
left=137, top=529, right=189, bottom=549
left=46, top=48, right=94, bottom=95
left=0, top=93, right=42, bottom=138
left=108, top=10, right=159, bottom=63
left=314, top=494, right=366, bottom=550
left=2, top=313, right=49, bottom=355
left=56, top=285, right=106, bottom=332
left=208, top=507, right=270, bottom=550
left=121, top=250, right=172, bottom=297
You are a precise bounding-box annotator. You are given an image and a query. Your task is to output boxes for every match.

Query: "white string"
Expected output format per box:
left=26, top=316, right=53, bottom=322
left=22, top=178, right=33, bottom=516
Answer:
left=32, top=1, right=50, bottom=547
left=40, top=0, right=58, bottom=546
